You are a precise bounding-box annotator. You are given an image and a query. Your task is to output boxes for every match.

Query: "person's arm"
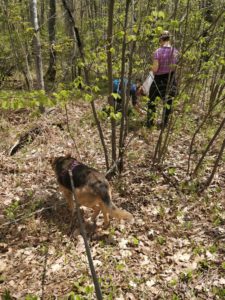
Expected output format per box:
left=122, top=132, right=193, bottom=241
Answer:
left=151, top=59, right=159, bottom=74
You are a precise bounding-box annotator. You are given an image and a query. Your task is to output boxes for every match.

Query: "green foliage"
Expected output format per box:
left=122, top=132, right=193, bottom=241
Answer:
left=168, top=167, right=176, bottom=176
left=198, top=259, right=210, bottom=271
left=172, top=294, right=181, bottom=300
left=98, top=276, right=117, bottom=300
left=70, top=277, right=94, bottom=298
left=67, top=292, right=82, bottom=300
left=4, top=200, right=20, bottom=220
left=0, top=90, right=55, bottom=110
left=25, top=296, right=38, bottom=300
left=2, top=290, right=12, bottom=300
left=116, top=263, right=125, bottom=271
left=212, top=287, right=225, bottom=299
left=179, top=270, right=193, bottom=283
left=157, top=235, right=166, bottom=245
left=169, top=278, right=178, bottom=287
left=132, top=236, right=139, bottom=246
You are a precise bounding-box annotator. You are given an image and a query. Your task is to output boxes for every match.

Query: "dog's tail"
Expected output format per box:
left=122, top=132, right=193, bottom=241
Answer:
left=92, top=181, right=133, bottom=221
left=109, top=203, right=133, bottom=221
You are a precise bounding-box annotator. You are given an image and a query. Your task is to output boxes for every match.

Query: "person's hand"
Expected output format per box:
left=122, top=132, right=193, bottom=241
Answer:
left=136, top=86, right=144, bottom=97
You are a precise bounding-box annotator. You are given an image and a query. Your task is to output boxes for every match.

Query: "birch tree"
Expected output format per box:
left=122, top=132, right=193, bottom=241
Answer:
left=30, top=0, right=45, bottom=91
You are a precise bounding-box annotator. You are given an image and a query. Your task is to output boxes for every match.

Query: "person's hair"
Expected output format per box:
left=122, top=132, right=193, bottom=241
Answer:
left=135, top=78, right=142, bottom=84
left=159, top=30, right=170, bottom=42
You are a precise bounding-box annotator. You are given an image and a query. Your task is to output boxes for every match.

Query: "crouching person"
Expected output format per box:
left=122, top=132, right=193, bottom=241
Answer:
left=112, top=78, right=143, bottom=113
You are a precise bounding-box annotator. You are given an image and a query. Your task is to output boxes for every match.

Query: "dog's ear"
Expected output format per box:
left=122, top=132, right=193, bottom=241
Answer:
left=48, top=157, right=55, bottom=166
left=65, top=152, right=72, bottom=158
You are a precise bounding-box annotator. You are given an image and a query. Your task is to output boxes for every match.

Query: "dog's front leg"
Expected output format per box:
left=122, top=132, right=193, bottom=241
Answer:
left=59, top=186, right=78, bottom=234
left=91, top=206, right=101, bottom=222
left=60, top=186, right=75, bottom=214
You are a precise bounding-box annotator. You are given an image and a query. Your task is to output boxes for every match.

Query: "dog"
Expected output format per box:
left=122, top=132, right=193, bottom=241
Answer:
left=50, top=154, right=133, bottom=228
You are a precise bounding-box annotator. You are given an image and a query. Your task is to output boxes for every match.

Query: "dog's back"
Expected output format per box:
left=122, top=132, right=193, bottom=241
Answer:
left=52, top=156, right=111, bottom=205
left=51, top=155, right=133, bottom=228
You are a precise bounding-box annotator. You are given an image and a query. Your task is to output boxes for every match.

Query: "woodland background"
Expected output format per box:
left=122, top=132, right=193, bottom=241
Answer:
left=0, top=0, right=224, bottom=299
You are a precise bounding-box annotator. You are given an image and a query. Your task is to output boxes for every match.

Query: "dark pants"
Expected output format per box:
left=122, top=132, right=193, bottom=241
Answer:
left=147, top=72, right=177, bottom=127
left=113, top=85, right=137, bottom=112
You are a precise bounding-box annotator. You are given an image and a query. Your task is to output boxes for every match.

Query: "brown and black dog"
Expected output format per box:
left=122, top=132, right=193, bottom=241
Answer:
left=50, top=154, right=133, bottom=228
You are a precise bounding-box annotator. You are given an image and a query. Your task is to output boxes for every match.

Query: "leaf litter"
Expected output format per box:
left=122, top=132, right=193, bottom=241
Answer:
left=0, top=102, right=224, bottom=299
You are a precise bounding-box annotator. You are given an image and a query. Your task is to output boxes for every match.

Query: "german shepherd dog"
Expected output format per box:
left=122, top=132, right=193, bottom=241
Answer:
left=50, top=154, right=133, bottom=228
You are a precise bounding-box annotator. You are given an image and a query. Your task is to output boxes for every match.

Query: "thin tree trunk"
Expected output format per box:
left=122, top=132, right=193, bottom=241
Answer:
left=118, top=0, right=131, bottom=173
left=187, top=98, right=224, bottom=175
left=202, top=137, right=225, bottom=191
left=45, top=0, right=57, bottom=83
left=106, top=0, right=116, bottom=164
left=61, top=0, right=88, bottom=82
left=30, top=0, right=45, bottom=91
left=192, top=117, right=225, bottom=177
left=40, top=0, right=45, bottom=27
left=61, top=0, right=109, bottom=170
left=2, top=0, right=33, bottom=90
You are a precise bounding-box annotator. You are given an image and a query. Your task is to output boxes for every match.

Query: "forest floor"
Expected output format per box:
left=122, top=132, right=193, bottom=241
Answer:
left=0, top=100, right=224, bottom=300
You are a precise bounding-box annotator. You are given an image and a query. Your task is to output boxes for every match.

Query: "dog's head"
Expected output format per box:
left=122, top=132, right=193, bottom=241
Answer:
left=49, top=153, right=73, bottom=171
left=49, top=157, right=59, bottom=171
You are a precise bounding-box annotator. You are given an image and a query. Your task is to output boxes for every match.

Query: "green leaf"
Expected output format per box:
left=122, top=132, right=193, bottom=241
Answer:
left=170, top=20, right=179, bottom=28
left=25, top=295, right=38, bottom=300
left=116, top=263, right=125, bottom=271
left=127, top=34, right=137, bottom=42
left=84, top=93, right=93, bottom=102
left=155, top=26, right=163, bottom=34
left=168, top=167, right=176, bottom=176
left=1, top=101, right=9, bottom=109
left=111, top=93, right=121, bottom=100
left=109, top=47, right=115, bottom=55
left=158, top=11, right=165, bottom=19
left=133, top=25, right=138, bottom=33
left=133, top=237, right=139, bottom=246
left=117, top=31, right=125, bottom=39
left=157, top=235, right=166, bottom=245
left=92, top=85, right=100, bottom=93
left=110, top=111, right=122, bottom=121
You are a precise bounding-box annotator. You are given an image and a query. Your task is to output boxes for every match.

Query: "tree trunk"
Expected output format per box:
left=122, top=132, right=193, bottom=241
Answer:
left=106, top=0, right=116, bottom=164
left=202, top=137, right=225, bottom=191
left=30, top=0, right=45, bottom=92
left=2, top=0, right=33, bottom=90
left=118, top=0, right=131, bottom=173
left=45, top=0, right=57, bottom=83
left=61, top=0, right=109, bottom=170
left=192, top=117, right=225, bottom=177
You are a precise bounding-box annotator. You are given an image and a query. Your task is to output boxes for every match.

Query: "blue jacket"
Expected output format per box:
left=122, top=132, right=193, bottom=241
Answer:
left=113, top=79, right=137, bottom=105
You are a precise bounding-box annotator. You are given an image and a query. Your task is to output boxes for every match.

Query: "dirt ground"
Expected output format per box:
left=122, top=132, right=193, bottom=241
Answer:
left=0, top=102, right=224, bottom=299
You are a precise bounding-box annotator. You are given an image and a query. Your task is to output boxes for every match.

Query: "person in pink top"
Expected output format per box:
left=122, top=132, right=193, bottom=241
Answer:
left=147, top=31, right=179, bottom=128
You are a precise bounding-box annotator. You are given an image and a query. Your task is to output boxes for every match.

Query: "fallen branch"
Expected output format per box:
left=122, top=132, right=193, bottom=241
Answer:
left=0, top=206, right=52, bottom=228
left=8, top=122, right=65, bottom=156
left=8, top=126, right=42, bottom=156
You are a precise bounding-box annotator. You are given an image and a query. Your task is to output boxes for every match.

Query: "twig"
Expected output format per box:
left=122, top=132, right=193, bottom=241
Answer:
left=68, top=170, right=103, bottom=300
left=0, top=205, right=61, bottom=228
left=64, top=103, right=81, bottom=160
left=41, top=231, right=50, bottom=300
